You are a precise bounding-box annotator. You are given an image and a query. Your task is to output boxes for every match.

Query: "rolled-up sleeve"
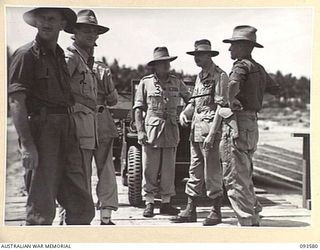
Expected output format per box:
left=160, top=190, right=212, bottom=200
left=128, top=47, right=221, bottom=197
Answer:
left=8, top=50, right=34, bottom=95
left=95, top=62, right=118, bottom=106
left=102, top=68, right=118, bottom=106
left=228, top=61, right=249, bottom=103
left=179, top=80, right=191, bottom=104
left=133, top=79, right=146, bottom=111
left=214, top=72, right=229, bottom=106
left=188, top=79, right=199, bottom=106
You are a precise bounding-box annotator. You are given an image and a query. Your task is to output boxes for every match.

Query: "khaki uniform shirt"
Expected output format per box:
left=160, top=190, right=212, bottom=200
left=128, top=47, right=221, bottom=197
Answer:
left=228, top=56, right=279, bottom=112
left=93, top=62, right=119, bottom=142
left=8, top=35, right=74, bottom=114
left=134, top=74, right=190, bottom=148
left=190, top=63, right=229, bottom=142
left=65, top=43, right=98, bottom=150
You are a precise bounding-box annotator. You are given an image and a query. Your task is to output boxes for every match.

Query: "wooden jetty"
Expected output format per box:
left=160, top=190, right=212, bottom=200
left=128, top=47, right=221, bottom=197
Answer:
left=5, top=174, right=311, bottom=227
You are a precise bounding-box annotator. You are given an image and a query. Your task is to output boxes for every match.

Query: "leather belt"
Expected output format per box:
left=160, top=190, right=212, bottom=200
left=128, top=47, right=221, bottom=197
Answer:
left=46, top=106, right=69, bottom=114
left=32, top=106, right=69, bottom=115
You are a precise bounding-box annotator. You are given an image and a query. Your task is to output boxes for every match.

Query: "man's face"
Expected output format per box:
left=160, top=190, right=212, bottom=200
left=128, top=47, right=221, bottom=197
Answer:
left=228, top=41, right=253, bottom=60
left=154, top=60, right=170, bottom=75
left=35, top=10, right=66, bottom=42
left=74, top=24, right=99, bottom=49
left=194, top=53, right=211, bottom=68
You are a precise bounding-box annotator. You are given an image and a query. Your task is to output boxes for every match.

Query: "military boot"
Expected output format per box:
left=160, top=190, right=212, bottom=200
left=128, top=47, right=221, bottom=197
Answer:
left=160, top=203, right=180, bottom=215
left=143, top=203, right=155, bottom=218
left=203, top=196, right=222, bottom=226
left=170, top=196, right=197, bottom=223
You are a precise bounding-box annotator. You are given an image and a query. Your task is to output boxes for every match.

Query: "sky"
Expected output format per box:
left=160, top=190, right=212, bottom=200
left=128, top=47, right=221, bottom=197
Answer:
left=6, top=7, right=313, bottom=78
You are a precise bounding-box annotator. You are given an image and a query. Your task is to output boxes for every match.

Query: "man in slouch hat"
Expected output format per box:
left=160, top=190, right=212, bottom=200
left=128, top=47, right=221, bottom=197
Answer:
left=8, top=7, right=95, bottom=225
left=134, top=47, right=190, bottom=218
left=64, top=9, right=119, bottom=225
left=221, top=25, right=279, bottom=226
left=171, top=39, right=228, bottom=226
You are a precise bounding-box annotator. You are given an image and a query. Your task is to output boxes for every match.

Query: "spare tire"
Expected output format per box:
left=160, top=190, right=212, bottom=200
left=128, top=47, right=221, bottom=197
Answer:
left=127, top=146, right=143, bottom=206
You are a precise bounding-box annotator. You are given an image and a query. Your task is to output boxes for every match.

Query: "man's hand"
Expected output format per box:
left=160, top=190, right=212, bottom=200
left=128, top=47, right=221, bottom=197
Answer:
left=137, top=131, right=148, bottom=145
left=179, top=112, right=191, bottom=127
left=20, top=142, right=38, bottom=170
left=229, top=99, right=243, bottom=110
left=203, top=134, right=215, bottom=151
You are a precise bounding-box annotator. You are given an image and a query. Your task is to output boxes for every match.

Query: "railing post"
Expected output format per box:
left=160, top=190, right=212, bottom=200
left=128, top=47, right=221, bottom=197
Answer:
left=293, top=133, right=311, bottom=210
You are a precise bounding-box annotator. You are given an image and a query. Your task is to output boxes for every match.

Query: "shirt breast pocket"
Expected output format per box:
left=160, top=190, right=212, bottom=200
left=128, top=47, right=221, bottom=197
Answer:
left=77, top=64, right=94, bottom=97
left=167, top=91, right=180, bottom=108
left=148, top=93, right=163, bottom=111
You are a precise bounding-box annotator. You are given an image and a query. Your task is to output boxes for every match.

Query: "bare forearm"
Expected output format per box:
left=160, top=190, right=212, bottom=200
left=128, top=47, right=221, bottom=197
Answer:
left=105, top=89, right=118, bottom=106
left=208, top=105, right=223, bottom=137
left=9, top=93, right=34, bottom=146
left=135, top=108, right=145, bottom=132
left=183, top=103, right=194, bottom=117
left=228, top=80, right=240, bottom=103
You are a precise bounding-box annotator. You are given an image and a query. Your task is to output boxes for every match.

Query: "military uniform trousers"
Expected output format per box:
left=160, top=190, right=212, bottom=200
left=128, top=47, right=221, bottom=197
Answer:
left=93, top=137, right=119, bottom=211
left=220, top=111, right=262, bottom=226
left=142, top=145, right=176, bottom=200
left=26, top=113, right=95, bottom=225
left=185, top=140, right=223, bottom=199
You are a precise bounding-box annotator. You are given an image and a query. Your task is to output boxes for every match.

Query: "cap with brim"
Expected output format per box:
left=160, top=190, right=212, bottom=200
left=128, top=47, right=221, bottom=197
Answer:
left=223, top=25, right=263, bottom=48
left=186, top=39, right=219, bottom=57
left=64, top=9, right=109, bottom=35
left=23, top=8, right=76, bottom=30
left=147, top=47, right=177, bottom=66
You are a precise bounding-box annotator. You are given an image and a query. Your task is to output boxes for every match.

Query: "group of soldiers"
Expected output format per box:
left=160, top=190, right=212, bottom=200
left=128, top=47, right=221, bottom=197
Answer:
left=8, top=7, right=279, bottom=227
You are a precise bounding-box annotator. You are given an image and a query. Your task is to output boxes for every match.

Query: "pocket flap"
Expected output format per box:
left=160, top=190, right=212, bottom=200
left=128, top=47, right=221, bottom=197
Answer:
left=146, top=116, right=161, bottom=126
left=72, top=103, right=93, bottom=114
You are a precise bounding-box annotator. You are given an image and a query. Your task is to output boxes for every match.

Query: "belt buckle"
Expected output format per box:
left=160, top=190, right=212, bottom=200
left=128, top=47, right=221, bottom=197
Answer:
left=97, top=105, right=105, bottom=113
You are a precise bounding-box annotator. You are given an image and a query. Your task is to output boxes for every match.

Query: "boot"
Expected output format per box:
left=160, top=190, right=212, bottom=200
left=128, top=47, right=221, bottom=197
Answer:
left=170, top=196, right=197, bottom=223
left=100, top=220, right=115, bottom=225
left=100, top=208, right=116, bottom=225
left=160, top=203, right=180, bottom=215
left=143, top=203, right=155, bottom=218
left=203, top=196, right=222, bottom=226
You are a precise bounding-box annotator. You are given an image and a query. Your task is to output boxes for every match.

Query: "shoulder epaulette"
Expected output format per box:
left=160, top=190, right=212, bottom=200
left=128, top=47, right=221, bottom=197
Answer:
left=94, top=61, right=109, bottom=70
left=141, top=74, right=154, bottom=80
left=215, top=66, right=225, bottom=74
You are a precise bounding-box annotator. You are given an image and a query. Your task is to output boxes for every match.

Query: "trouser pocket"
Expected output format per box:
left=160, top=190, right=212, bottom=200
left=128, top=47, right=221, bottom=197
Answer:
left=233, top=116, right=258, bottom=152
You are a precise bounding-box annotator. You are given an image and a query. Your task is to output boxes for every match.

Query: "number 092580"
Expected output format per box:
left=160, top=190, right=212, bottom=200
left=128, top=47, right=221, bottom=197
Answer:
left=300, top=244, right=318, bottom=248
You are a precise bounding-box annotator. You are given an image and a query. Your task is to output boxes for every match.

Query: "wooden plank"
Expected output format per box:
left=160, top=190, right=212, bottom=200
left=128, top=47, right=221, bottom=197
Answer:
left=253, top=153, right=302, bottom=172
left=4, top=175, right=311, bottom=227
left=259, top=144, right=302, bottom=159
left=254, top=159, right=302, bottom=179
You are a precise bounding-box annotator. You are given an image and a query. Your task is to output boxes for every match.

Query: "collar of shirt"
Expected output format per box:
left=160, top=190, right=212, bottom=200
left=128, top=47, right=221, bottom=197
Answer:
left=69, top=42, right=93, bottom=64
left=154, top=73, right=171, bottom=84
left=234, top=55, right=253, bottom=64
left=34, top=34, right=65, bottom=57
left=199, top=62, right=216, bottom=81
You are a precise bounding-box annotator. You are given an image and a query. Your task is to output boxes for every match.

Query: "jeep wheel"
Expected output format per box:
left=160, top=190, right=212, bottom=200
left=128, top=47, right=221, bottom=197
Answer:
left=127, top=146, right=143, bottom=206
